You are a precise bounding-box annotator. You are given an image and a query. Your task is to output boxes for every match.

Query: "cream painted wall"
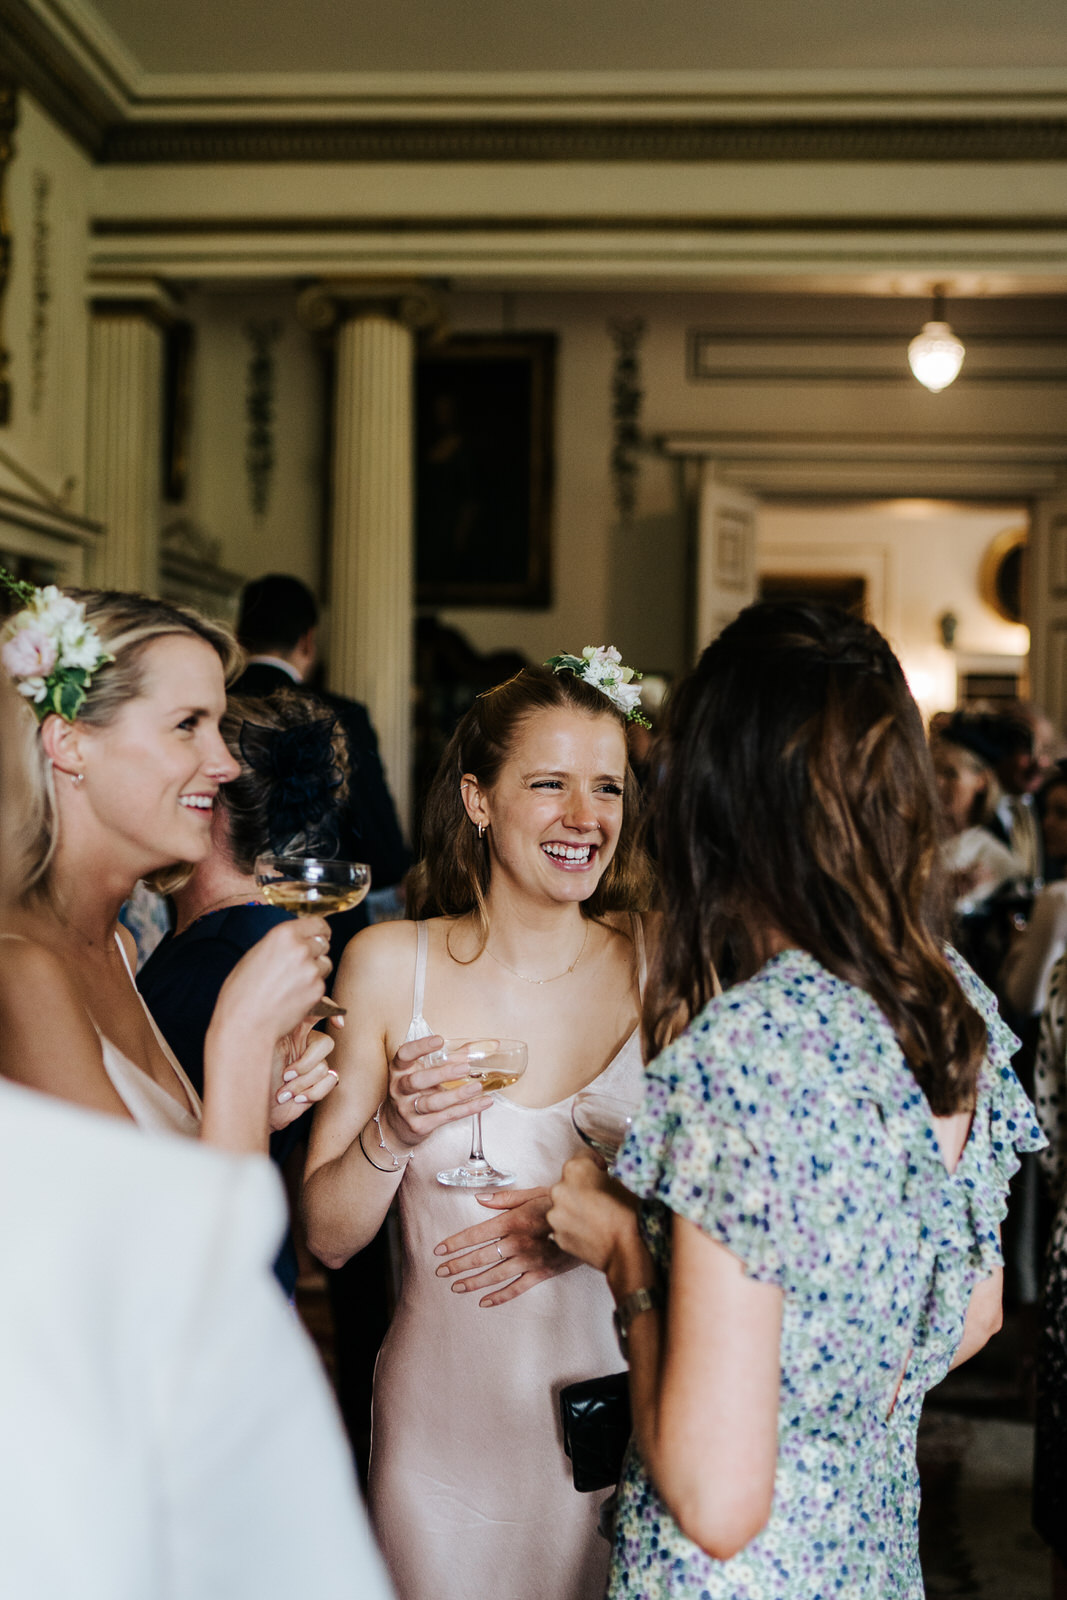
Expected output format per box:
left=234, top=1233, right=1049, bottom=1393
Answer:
left=437, top=291, right=687, bottom=678
left=3, top=93, right=93, bottom=510
left=757, top=501, right=1031, bottom=720
left=181, top=288, right=325, bottom=592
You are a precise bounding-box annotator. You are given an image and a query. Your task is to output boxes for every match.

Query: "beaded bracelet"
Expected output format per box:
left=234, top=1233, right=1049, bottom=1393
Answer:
left=362, top=1101, right=414, bottom=1174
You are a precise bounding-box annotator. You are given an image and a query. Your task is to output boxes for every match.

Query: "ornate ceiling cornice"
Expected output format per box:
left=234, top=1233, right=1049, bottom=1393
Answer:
left=96, top=115, right=1067, bottom=165
left=5, top=0, right=1067, bottom=167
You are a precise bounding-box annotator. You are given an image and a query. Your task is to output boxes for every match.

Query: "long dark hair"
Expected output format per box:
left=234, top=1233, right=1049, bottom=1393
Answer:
left=646, top=601, right=985, bottom=1114
left=408, top=665, right=652, bottom=942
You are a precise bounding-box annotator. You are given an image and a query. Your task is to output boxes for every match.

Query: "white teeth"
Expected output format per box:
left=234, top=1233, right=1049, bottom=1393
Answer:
left=542, top=842, right=593, bottom=863
left=179, top=795, right=213, bottom=810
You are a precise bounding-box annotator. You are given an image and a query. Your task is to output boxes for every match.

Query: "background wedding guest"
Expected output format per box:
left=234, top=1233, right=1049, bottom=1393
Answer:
left=0, top=671, right=394, bottom=1600
left=1031, top=951, right=1067, bottom=1599
left=549, top=601, right=1042, bottom=1600
left=234, top=572, right=411, bottom=936
left=138, top=689, right=350, bottom=1296
left=1001, top=763, right=1067, bottom=1020
left=304, top=650, right=654, bottom=1600
left=932, top=712, right=1020, bottom=912
left=235, top=570, right=412, bottom=1472
left=991, top=702, right=1058, bottom=882
left=0, top=578, right=336, bottom=1151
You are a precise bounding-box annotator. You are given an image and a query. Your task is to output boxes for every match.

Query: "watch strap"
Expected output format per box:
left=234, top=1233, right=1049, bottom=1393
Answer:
left=613, top=1284, right=664, bottom=1358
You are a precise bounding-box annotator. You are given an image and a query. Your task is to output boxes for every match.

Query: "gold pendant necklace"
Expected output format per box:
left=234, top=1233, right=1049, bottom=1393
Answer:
left=484, top=921, right=590, bottom=985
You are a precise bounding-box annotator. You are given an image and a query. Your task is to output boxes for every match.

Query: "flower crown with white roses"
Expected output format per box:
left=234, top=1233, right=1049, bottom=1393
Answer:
left=0, top=567, right=113, bottom=723
left=544, top=645, right=650, bottom=728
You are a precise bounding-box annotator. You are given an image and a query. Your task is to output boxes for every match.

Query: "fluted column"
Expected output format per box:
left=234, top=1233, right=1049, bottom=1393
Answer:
left=86, top=281, right=175, bottom=594
left=299, top=281, right=444, bottom=834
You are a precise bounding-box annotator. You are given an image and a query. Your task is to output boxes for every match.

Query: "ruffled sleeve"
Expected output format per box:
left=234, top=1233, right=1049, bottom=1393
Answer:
left=942, top=948, right=1046, bottom=1277
left=614, top=1011, right=789, bottom=1286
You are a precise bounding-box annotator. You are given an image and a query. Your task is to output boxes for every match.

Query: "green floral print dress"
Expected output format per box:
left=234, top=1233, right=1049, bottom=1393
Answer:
left=610, top=948, right=1041, bottom=1600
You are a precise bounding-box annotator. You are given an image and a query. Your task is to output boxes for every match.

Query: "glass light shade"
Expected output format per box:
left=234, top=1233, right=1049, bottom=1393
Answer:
left=908, top=320, right=966, bottom=392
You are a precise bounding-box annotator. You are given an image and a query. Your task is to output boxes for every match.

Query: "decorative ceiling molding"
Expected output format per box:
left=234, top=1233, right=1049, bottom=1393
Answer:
left=658, top=431, right=1067, bottom=497
left=86, top=220, right=1067, bottom=288
left=0, top=0, right=126, bottom=152
left=95, top=116, right=1067, bottom=165
left=687, top=328, right=1067, bottom=384
left=5, top=0, right=1067, bottom=163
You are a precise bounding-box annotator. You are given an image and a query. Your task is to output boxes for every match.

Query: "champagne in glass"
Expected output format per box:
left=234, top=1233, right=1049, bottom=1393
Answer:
left=253, top=854, right=371, bottom=1018
left=433, top=1039, right=528, bottom=1189
left=571, top=1091, right=638, bottom=1163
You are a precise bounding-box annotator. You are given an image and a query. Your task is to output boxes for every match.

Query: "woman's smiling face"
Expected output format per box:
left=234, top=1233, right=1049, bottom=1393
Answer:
left=468, top=706, right=627, bottom=907
left=75, top=633, right=240, bottom=874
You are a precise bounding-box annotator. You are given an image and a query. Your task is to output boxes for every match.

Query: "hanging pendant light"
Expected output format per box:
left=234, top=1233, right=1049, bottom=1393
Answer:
left=908, top=286, right=966, bottom=392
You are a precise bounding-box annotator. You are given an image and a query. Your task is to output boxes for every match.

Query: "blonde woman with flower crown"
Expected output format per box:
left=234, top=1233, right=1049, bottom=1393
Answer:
left=0, top=576, right=337, bottom=1152
left=305, top=652, right=654, bottom=1600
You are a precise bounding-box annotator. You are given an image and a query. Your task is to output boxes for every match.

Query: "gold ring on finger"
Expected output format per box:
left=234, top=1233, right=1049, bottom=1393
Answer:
left=413, top=1094, right=422, bottom=1116
left=496, top=1244, right=505, bottom=1263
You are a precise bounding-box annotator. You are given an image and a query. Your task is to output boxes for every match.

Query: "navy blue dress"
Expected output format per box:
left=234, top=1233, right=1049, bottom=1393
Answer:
left=138, top=904, right=302, bottom=1296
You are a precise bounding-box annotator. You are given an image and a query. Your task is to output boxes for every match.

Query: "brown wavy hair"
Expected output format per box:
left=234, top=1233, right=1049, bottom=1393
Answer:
left=646, top=601, right=985, bottom=1114
left=408, top=664, right=653, bottom=945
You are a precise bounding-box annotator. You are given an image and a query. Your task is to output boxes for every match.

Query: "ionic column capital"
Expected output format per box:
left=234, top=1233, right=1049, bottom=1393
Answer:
left=296, top=279, right=445, bottom=340
left=87, top=277, right=182, bottom=329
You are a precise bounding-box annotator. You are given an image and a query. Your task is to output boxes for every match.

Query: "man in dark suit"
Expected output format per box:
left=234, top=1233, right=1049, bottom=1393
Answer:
left=232, top=574, right=411, bottom=921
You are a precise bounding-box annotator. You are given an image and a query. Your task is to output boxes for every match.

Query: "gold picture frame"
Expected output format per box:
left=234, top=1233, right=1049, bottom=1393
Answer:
left=979, top=526, right=1027, bottom=625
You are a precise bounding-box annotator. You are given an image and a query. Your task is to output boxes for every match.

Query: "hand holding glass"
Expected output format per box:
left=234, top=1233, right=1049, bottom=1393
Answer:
left=432, top=1038, right=528, bottom=1189
left=571, top=1091, right=638, bottom=1163
left=253, top=855, right=371, bottom=1019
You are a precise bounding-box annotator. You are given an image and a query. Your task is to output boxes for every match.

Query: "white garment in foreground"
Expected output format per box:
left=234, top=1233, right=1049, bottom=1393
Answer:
left=0, top=1078, right=393, bottom=1600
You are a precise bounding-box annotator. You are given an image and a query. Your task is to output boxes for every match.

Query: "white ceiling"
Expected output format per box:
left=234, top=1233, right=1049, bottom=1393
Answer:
left=80, top=0, right=1067, bottom=78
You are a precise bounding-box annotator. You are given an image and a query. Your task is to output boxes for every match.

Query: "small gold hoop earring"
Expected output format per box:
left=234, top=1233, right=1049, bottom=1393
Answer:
left=477, top=822, right=485, bottom=840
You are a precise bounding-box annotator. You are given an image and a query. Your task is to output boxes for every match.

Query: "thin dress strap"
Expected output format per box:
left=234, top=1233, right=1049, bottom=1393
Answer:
left=630, top=913, right=648, bottom=1000
left=412, top=922, right=429, bottom=1023
left=112, top=931, right=202, bottom=1121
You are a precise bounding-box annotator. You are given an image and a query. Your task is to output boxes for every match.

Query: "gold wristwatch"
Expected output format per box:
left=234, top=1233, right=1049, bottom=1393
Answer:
left=613, top=1285, right=664, bottom=1360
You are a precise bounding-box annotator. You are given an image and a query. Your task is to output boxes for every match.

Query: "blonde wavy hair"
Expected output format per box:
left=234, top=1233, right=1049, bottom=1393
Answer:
left=5, top=589, right=241, bottom=902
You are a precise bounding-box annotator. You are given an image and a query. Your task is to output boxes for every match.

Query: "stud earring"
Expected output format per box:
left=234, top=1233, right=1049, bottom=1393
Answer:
left=69, top=772, right=84, bottom=787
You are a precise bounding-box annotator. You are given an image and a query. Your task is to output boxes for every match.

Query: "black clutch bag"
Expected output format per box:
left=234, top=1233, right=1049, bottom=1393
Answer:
left=559, top=1372, right=632, bottom=1492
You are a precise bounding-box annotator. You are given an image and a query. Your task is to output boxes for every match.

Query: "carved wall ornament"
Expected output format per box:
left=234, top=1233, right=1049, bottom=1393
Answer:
left=609, top=317, right=645, bottom=522
left=0, top=78, right=17, bottom=425
left=29, top=169, right=51, bottom=415
left=244, top=319, right=281, bottom=518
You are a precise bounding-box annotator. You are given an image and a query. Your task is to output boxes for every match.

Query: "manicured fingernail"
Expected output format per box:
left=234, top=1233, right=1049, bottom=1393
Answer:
left=282, top=1070, right=298, bottom=1083
left=294, top=1094, right=308, bottom=1104
left=434, top=1243, right=447, bottom=1255
left=277, top=1090, right=293, bottom=1103
left=436, top=1265, right=449, bottom=1277
left=326, top=1069, right=338, bottom=1080
left=451, top=1281, right=467, bottom=1293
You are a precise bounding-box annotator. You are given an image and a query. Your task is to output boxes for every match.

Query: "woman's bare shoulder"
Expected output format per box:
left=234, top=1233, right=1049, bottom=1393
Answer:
left=601, top=908, right=661, bottom=948
left=0, top=924, right=79, bottom=997
left=334, top=917, right=421, bottom=995
left=0, top=926, right=123, bottom=1111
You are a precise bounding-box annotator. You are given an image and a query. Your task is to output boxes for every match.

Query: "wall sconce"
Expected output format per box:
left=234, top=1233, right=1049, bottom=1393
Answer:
left=908, top=287, right=966, bottom=393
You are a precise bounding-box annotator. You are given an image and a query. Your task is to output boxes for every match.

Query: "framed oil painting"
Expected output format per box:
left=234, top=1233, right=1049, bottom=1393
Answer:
left=416, top=333, right=555, bottom=608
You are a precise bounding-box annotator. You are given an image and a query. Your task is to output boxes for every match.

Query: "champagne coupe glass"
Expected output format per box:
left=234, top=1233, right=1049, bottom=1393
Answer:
left=571, top=1091, right=638, bottom=1163
left=433, top=1038, right=528, bottom=1189
left=253, top=854, right=371, bottom=1019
